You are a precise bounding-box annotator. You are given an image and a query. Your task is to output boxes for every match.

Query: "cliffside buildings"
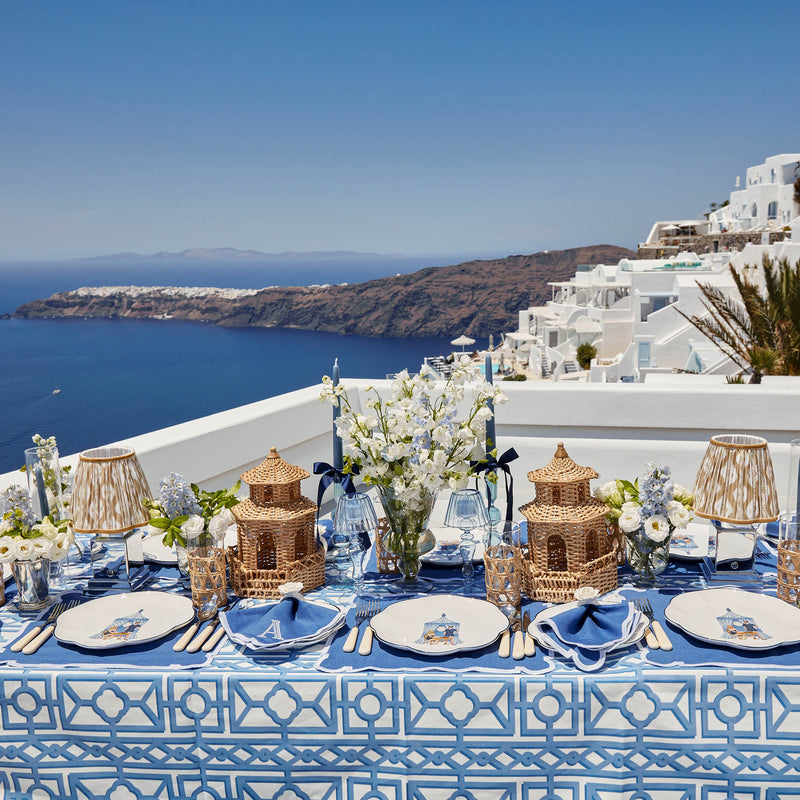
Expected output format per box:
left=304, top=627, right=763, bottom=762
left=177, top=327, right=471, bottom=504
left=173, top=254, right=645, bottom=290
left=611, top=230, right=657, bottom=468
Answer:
left=506, top=154, right=800, bottom=383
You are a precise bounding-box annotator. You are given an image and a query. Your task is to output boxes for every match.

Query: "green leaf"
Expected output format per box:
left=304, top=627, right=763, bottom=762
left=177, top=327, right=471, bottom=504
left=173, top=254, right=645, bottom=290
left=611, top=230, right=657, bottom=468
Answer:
left=148, top=517, right=171, bottom=530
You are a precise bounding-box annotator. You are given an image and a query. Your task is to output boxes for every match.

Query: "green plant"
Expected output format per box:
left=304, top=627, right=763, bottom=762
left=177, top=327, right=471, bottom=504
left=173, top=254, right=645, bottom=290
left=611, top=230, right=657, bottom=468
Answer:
left=501, top=373, right=527, bottom=381
left=725, top=374, right=745, bottom=384
left=576, top=342, right=597, bottom=370
left=678, top=256, right=800, bottom=383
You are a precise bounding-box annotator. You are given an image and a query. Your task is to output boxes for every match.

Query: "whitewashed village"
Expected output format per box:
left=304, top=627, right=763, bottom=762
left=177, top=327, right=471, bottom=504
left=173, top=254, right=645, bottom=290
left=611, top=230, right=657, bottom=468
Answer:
left=481, top=153, right=800, bottom=383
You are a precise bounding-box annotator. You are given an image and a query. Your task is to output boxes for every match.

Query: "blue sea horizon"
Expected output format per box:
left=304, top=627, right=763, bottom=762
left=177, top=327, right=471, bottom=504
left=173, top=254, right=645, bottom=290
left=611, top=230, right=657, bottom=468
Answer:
left=0, top=256, right=473, bottom=474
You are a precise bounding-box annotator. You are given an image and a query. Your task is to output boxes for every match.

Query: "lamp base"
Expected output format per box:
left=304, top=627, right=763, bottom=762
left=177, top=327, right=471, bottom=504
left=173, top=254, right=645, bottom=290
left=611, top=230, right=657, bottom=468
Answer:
left=700, top=557, right=760, bottom=586
left=88, top=530, right=150, bottom=594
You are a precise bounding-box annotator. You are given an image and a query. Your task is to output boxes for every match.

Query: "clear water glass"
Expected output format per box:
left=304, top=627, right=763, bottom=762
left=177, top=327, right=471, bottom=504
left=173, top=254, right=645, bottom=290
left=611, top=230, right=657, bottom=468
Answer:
left=444, top=488, right=490, bottom=533
left=24, top=446, right=64, bottom=521
left=333, top=492, right=378, bottom=587
left=459, top=532, right=477, bottom=595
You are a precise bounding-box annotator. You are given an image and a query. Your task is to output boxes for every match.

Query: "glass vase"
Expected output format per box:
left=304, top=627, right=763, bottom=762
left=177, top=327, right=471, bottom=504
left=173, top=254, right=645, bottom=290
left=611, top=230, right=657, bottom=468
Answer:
left=625, top=528, right=670, bottom=584
left=378, top=485, right=437, bottom=593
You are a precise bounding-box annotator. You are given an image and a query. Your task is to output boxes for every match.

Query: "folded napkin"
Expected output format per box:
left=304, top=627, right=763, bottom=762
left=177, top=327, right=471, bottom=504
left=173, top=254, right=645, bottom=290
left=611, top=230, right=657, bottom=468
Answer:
left=538, top=600, right=641, bottom=671
left=223, top=595, right=340, bottom=647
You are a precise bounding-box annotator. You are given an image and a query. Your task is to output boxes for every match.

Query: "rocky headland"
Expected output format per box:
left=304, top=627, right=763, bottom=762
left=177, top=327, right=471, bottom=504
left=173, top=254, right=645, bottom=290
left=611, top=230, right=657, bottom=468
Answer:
left=14, top=245, right=635, bottom=338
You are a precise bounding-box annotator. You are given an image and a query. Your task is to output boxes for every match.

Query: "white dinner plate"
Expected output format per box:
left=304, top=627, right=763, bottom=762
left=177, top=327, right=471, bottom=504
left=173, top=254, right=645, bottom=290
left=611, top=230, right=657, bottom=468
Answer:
left=142, top=532, right=178, bottom=565
left=370, top=595, right=508, bottom=656
left=664, top=587, right=800, bottom=650
left=419, top=527, right=485, bottom=566
left=669, top=522, right=712, bottom=561
left=55, top=591, right=194, bottom=649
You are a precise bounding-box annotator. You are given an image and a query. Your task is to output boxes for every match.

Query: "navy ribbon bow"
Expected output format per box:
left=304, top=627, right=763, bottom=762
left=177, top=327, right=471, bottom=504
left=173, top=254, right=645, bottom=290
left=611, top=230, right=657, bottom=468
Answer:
left=470, top=447, right=519, bottom=521
left=313, top=462, right=359, bottom=515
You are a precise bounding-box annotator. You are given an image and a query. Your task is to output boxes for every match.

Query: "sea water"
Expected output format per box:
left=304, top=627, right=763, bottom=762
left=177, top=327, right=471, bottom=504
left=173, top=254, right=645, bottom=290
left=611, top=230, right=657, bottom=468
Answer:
left=0, top=256, right=466, bottom=473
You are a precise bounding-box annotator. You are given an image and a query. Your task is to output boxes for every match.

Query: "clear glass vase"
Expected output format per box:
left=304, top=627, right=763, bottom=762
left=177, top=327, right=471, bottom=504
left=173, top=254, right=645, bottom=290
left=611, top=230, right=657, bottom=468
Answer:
left=378, top=485, right=437, bottom=593
left=625, top=528, right=670, bottom=584
left=11, top=558, right=52, bottom=611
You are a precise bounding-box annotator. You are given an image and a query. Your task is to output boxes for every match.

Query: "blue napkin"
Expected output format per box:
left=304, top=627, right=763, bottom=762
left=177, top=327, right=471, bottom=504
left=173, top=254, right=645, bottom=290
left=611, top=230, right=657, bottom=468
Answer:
left=317, top=519, right=334, bottom=548
left=223, top=596, right=339, bottom=645
left=539, top=600, right=639, bottom=671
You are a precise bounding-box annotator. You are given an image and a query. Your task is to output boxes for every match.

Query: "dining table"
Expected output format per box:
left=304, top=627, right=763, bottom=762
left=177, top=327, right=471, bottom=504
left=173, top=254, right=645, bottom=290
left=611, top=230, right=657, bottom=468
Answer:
left=0, top=531, right=797, bottom=800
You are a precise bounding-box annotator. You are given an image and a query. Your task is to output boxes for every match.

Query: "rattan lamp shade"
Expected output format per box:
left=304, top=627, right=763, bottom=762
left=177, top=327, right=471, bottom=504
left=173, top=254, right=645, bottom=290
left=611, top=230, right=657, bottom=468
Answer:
left=72, top=447, right=152, bottom=534
left=693, top=434, right=779, bottom=525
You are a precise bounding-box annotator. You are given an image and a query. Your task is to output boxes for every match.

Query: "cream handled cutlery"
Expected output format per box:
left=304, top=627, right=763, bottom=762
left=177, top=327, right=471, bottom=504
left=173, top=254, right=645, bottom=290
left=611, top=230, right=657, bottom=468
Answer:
left=20, top=600, right=81, bottom=656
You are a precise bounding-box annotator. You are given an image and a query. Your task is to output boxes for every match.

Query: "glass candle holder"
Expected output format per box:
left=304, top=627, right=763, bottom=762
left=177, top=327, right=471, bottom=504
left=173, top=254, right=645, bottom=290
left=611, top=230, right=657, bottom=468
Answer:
left=777, top=512, right=800, bottom=606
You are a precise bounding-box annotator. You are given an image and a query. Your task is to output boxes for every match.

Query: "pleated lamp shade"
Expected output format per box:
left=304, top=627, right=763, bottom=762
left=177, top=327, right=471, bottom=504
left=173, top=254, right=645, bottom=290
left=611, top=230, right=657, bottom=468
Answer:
left=72, top=447, right=152, bottom=534
left=693, top=434, right=779, bottom=525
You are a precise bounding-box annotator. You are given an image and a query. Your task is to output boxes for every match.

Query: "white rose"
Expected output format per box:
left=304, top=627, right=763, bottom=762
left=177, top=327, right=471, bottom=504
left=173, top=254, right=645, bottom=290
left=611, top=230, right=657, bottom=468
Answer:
left=145, top=524, right=164, bottom=538
left=31, top=537, right=54, bottom=560
left=180, top=514, right=205, bottom=535
left=594, top=481, right=617, bottom=502
left=35, top=519, right=60, bottom=541
left=0, top=519, right=12, bottom=535
left=0, top=538, right=16, bottom=563
left=208, top=508, right=235, bottom=542
left=644, top=514, right=670, bottom=542
left=618, top=507, right=642, bottom=534
left=14, top=538, right=34, bottom=561
left=51, top=533, right=70, bottom=561
left=621, top=501, right=640, bottom=514
left=666, top=500, right=692, bottom=529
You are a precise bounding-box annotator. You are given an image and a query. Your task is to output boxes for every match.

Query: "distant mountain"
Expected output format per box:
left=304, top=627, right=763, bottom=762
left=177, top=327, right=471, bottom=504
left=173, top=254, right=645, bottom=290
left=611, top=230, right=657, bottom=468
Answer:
left=73, top=248, right=392, bottom=262
left=19, top=244, right=637, bottom=338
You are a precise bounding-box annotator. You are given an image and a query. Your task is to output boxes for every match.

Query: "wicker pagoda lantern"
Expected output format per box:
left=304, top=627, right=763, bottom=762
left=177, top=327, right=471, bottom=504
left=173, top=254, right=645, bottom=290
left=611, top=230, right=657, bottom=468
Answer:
left=519, top=442, right=617, bottom=603
left=228, top=447, right=325, bottom=598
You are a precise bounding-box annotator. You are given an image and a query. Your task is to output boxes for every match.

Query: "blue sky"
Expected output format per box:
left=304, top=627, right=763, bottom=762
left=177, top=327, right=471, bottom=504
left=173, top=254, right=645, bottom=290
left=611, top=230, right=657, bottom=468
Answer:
left=1, top=0, right=798, bottom=260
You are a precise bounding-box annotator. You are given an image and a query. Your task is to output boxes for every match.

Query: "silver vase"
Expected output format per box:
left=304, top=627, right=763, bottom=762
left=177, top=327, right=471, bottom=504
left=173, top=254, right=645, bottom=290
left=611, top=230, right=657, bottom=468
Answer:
left=11, top=558, right=51, bottom=611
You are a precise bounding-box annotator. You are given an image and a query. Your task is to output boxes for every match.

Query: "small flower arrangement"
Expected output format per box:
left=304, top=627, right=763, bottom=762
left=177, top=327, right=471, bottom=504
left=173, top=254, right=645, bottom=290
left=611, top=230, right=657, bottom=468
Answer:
left=594, top=463, right=693, bottom=578
left=320, top=359, right=505, bottom=511
left=0, top=486, right=72, bottom=564
left=21, top=433, right=72, bottom=512
left=144, top=472, right=240, bottom=549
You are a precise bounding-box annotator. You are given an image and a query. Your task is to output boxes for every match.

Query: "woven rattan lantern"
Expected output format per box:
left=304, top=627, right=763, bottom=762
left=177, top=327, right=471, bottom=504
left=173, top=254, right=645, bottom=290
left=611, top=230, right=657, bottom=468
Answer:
left=519, top=442, right=618, bottom=603
left=227, top=447, right=325, bottom=598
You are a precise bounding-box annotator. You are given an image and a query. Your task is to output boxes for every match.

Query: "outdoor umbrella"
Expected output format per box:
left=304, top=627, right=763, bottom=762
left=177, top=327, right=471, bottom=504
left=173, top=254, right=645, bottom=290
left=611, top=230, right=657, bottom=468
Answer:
left=451, top=334, right=476, bottom=352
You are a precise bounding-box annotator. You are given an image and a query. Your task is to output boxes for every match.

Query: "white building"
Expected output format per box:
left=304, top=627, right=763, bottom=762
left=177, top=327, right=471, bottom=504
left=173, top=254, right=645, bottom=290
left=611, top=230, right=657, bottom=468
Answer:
left=710, top=153, right=800, bottom=232
left=507, top=153, right=800, bottom=383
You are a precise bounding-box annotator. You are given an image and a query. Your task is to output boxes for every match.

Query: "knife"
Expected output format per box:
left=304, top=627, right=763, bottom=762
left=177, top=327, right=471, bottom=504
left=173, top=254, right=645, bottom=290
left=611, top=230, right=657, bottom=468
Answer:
left=523, top=611, right=536, bottom=657
left=498, top=628, right=511, bottom=658
left=187, top=619, right=219, bottom=653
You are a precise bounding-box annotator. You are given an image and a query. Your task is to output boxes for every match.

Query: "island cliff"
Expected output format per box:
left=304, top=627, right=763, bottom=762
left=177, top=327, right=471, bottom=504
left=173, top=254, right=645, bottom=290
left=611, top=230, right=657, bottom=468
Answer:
left=14, top=245, right=635, bottom=338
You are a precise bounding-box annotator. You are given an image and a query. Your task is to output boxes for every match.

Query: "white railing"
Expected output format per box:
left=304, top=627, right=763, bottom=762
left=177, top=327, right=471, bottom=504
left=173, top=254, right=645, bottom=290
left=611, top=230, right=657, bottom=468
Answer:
left=3, top=380, right=800, bottom=509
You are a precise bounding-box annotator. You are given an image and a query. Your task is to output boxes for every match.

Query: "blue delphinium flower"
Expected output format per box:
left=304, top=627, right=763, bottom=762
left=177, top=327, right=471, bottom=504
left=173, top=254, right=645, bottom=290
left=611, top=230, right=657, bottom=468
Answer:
left=638, top=462, right=674, bottom=519
left=0, top=486, right=35, bottom=528
left=158, top=473, right=200, bottom=519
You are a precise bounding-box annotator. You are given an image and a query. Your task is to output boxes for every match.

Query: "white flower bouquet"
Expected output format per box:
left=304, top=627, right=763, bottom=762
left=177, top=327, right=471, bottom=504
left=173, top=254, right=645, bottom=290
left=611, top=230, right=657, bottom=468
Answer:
left=144, top=473, right=240, bottom=550
left=320, top=359, right=505, bottom=568
left=0, top=486, right=73, bottom=564
left=594, top=463, right=693, bottom=579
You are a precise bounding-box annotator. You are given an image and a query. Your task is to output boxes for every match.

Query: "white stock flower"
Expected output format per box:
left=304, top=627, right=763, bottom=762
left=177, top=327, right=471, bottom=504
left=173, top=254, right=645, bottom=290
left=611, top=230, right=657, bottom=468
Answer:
left=618, top=507, right=642, bottom=534
left=666, top=500, right=692, bottom=529
left=644, top=514, right=670, bottom=542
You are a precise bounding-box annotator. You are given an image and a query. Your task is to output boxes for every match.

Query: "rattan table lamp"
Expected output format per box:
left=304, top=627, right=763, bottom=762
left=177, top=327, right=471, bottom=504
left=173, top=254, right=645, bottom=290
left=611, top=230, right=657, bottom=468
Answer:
left=693, top=434, right=779, bottom=583
left=72, top=446, right=152, bottom=591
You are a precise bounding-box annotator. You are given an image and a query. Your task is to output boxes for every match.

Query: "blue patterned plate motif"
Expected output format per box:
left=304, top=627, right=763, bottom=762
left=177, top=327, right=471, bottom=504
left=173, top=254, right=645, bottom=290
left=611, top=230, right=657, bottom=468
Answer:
left=664, top=587, right=800, bottom=650
left=55, top=591, right=194, bottom=650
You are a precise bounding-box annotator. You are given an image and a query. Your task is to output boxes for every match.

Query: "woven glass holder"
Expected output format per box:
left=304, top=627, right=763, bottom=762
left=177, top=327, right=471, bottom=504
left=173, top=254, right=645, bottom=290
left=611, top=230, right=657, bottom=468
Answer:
left=777, top=513, right=800, bottom=606
left=187, top=546, right=228, bottom=612
left=483, top=543, right=522, bottom=613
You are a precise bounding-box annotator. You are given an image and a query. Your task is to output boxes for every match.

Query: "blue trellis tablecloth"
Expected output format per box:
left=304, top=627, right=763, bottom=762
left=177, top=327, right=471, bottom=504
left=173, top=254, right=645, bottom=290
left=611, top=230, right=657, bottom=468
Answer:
left=1, top=548, right=799, bottom=800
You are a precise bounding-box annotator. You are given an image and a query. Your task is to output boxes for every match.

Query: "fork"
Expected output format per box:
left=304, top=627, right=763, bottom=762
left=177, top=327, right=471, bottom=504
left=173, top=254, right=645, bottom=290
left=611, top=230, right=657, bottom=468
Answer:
left=638, top=598, right=672, bottom=651
left=343, top=600, right=371, bottom=653
left=10, top=602, right=65, bottom=653
left=357, top=600, right=381, bottom=656
left=20, top=599, right=81, bottom=655
left=634, top=599, right=660, bottom=650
